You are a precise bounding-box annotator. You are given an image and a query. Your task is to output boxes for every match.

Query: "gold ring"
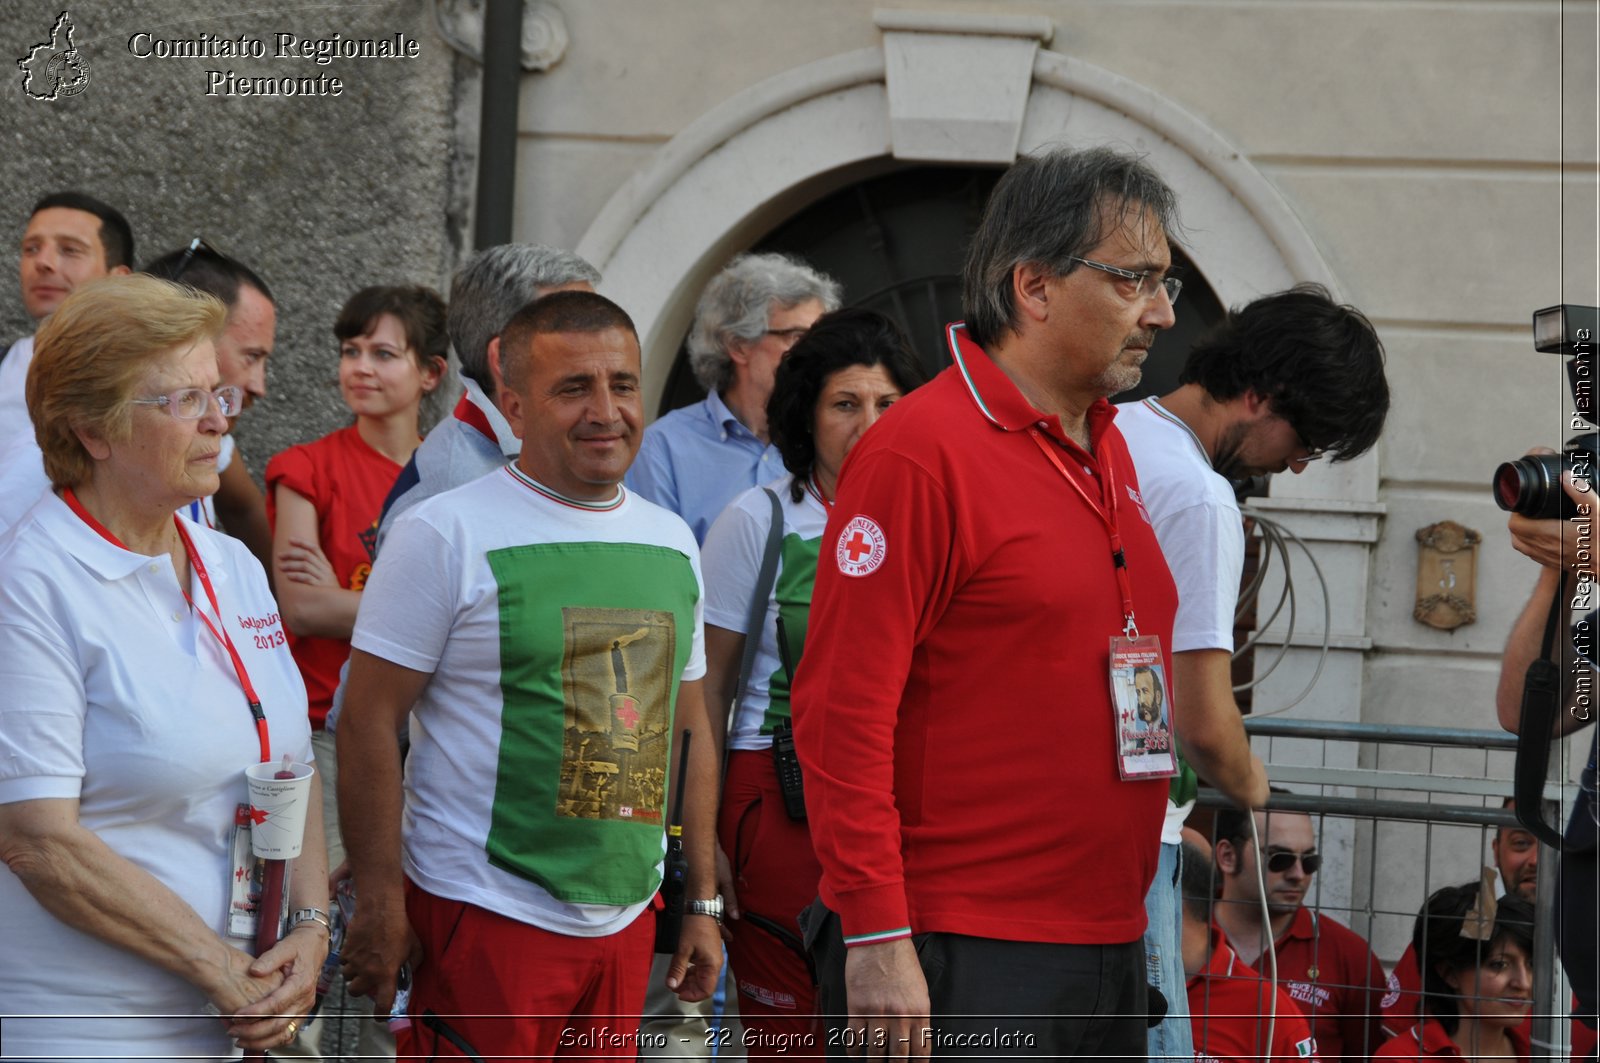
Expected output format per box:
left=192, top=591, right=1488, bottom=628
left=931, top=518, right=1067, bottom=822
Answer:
left=285, top=1020, right=298, bottom=1039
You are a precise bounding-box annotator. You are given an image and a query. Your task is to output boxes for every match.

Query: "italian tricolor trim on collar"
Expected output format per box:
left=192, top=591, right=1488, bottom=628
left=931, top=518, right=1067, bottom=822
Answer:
left=946, top=322, right=1003, bottom=429
left=504, top=463, right=625, bottom=511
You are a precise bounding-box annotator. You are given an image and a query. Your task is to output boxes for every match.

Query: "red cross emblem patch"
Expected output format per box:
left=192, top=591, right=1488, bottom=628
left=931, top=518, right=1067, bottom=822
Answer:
left=836, top=514, right=887, bottom=577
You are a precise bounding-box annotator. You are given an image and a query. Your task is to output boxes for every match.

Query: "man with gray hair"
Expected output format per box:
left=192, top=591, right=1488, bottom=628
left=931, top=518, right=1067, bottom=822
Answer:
left=378, top=242, right=599, bottom=543
left=627, top=251, right=839, bottom=543
left=793, top=147, right=1182, bottom=1057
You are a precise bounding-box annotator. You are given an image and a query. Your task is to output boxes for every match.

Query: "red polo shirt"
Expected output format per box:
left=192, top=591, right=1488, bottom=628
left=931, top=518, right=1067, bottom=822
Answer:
left=1189, top=931, right=1322, bottom=1063
left=1373, top=1016, right=1530, bottom=1060
left=1236, top=907, right=1389, bottom=1063
left=1382, top=942, right=1580, bottom=1054
left=791, top=323, right=1177, bottom=946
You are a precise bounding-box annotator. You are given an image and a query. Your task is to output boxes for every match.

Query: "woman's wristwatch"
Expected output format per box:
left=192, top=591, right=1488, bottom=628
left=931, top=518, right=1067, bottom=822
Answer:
left=288, top=907, right=332, bottom=935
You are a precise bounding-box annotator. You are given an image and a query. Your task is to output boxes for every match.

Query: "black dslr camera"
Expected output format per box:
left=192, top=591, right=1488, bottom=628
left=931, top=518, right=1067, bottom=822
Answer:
left=1494, top=304, right=1600, bottom=519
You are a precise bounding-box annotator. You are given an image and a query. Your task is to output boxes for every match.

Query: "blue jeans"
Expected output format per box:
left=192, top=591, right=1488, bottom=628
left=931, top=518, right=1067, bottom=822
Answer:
left=1144, top=841, right=1194, bottom=1062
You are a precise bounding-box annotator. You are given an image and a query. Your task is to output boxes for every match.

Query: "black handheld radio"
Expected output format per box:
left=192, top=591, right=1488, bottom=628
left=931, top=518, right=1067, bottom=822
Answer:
left=653, top=728, right=692, bottom=954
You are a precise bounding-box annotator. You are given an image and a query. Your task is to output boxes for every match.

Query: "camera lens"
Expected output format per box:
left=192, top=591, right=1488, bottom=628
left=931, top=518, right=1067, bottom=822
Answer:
left=1493, top=453, right=1566, bottom=519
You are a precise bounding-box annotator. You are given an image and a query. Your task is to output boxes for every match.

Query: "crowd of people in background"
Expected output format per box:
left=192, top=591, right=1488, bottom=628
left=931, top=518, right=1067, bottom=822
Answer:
left=0, top=142, right=1593, bottom=1063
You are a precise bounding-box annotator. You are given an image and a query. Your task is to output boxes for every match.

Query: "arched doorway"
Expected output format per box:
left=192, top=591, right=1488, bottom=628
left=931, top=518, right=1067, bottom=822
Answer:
left=653, top=164, right=1227, bottom=416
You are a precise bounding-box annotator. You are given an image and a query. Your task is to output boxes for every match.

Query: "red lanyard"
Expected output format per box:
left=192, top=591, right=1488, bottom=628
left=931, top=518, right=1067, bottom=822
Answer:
left=62, top=490, right=272, bottom=763
left=1026, top=428, right=1140, bottom=637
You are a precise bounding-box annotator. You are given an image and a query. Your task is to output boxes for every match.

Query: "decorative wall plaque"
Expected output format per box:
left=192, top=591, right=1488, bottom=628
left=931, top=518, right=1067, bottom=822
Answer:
left=1414, top=521, right=1480, bottom=630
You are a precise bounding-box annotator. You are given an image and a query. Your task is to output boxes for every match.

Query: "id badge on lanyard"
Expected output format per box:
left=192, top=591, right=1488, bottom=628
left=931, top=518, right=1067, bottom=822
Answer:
left=1027, top=430, right=1177, bottom=780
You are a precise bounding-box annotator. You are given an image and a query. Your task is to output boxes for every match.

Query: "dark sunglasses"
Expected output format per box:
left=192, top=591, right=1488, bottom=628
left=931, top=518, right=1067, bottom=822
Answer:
left=1264, top=848, right=1320, bottom=874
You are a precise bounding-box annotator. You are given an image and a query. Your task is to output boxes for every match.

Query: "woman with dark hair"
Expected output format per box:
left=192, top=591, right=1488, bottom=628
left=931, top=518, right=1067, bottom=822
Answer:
left=700, top=307, right=925, bottom=1055
left=1375, top=882, right=1535, bottom=1061
left=266, top=286, right=445, bottom=854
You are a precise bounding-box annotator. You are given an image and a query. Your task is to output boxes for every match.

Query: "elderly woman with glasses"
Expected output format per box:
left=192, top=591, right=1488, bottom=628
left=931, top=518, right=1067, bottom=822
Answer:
left=0, top=275, right=325, bottom=1056
left=699, top=308, right=926, bottom=1056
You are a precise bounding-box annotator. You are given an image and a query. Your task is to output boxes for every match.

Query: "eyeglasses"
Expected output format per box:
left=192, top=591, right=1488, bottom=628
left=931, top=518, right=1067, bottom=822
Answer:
left=764, top=327, right=811, bottom=345
left=1292, top=426, right=1329, bottom=464
left=130, top=385, right=244, bottom=420
left=1067, top=257, right=1183, bottom=305
left=1263, top=847, right=1321, bottom=875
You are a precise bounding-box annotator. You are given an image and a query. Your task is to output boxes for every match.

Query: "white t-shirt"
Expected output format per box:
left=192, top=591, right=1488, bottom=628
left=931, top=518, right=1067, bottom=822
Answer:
left=353, top=465, right=706, bottom=936
left=701, top=473, right=829, bottom=751
left=0, top=490, right=311, bottom=1057
left=0, top=334, right=35, bottom=444
left=1117, top=398, right=1247, bottom=843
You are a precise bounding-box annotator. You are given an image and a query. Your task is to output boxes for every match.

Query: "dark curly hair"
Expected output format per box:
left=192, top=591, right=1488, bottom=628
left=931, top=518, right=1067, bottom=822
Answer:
left=1414, top=881, right=1535, bottom=1035
left=766, top=308, right=927, bottom=501
left=333, top=285, right=449, bottom=371
left=1178, top=283, right=1389, bottom=462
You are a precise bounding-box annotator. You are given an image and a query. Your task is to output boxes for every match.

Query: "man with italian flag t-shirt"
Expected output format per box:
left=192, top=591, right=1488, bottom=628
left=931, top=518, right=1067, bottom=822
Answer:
left=792, top=146, right=1182, bottom=1059
left=337, top=291, right=722, bottom=1057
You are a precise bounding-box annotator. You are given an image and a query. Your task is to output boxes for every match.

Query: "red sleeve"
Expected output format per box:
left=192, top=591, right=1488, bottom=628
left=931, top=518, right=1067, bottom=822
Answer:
left=264, top=443, right=320, bottom=531
left=1272, top=989, right=1323, bottom=1063
left=789, top=446, right=962, bottom=943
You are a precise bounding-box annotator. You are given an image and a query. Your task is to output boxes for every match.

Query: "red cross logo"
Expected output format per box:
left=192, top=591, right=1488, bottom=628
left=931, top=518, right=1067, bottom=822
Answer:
left=614, top=698, right=640, bottom=729
left=836, top=515, right=886, bottom=577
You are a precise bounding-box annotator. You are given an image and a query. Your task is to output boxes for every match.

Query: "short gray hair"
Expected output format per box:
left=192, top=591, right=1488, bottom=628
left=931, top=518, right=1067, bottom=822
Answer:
left=686, top=252, right=842, bottom=392
left=961, top=147, right=1180, bottom=348
left=448, top=244, right=600, bottom=395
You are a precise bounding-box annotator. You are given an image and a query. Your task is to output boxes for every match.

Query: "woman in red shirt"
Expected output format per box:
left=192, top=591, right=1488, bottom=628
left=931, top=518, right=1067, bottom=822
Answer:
left=1375, top=883, right=1535, bottom=1061
left=266, top=285, right=445, bottom=848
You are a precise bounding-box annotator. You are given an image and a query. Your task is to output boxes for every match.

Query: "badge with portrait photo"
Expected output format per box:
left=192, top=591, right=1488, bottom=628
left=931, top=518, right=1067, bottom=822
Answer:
left=227, top=802, right=266, bottom=938
left=1109, top=636, right=1178, bottom=780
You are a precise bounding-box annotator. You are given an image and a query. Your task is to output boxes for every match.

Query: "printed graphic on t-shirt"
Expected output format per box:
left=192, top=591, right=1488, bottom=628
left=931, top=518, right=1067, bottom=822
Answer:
left=556, top=606, right=674, bottom=824
left=482, top=539, right=698, bottom=906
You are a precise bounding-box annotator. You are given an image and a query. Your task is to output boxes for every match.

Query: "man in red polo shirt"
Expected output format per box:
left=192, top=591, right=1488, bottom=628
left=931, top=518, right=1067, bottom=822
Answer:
left=792, top=146, right=1182, bottom=1058
left=1181, top=840, right=1321, bottom=1063
left=1213, top=805, right=1388, bottom=1063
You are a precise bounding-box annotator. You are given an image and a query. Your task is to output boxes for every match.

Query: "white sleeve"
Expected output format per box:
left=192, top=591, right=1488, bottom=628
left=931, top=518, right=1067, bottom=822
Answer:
left=683, top=549, right=707, bottom=683
left=0, top=594, right=85, bottom=804
left=350, top=511, right=461, bottom=674
left=701, top=489, right=770, bottom=635
left=1156, top=500, right=1247, bottom=654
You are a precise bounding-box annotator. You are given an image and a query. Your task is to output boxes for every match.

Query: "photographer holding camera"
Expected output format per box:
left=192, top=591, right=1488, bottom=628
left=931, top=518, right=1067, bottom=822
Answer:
left=1493, top=305, right=1599, bottom=1060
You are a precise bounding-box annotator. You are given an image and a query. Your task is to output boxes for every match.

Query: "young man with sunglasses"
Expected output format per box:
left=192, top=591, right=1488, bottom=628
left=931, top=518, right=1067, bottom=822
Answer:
left=1213, top=805, right=1389, bottom=1063
left=1114, top=283, right=1390, bottom=1062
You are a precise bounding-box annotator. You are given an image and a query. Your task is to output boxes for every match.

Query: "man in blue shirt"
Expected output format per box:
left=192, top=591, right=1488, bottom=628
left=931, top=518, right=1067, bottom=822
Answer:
left=627, top=252, right=839, bottom=543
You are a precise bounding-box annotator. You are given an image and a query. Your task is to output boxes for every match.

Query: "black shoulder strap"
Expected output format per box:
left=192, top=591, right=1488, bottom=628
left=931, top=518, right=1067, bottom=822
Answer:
left=1514, top=589, right=1570, bottom=849
left=722, top=488, right=785, bottom=778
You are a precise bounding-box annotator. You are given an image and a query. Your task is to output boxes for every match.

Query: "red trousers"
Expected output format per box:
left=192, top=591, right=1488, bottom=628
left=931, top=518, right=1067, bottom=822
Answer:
left=397, top=880, right=654, bottom=1060
left=718, top=749, right=823, bottom=1058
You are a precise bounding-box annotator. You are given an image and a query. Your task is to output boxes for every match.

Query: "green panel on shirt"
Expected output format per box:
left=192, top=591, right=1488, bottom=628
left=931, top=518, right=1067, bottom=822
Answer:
left=762, top=532, right=821, bottom=734
left=485, top=541, right=698, bottom=905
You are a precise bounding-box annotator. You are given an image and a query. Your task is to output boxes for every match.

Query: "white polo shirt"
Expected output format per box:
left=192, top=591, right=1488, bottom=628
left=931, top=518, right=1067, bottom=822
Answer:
left=0, top=489, right=311, bottom=1057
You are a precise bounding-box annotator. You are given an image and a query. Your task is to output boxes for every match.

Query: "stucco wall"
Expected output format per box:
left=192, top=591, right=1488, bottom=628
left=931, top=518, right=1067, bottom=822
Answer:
left=0, top=0, right=462, bottom=477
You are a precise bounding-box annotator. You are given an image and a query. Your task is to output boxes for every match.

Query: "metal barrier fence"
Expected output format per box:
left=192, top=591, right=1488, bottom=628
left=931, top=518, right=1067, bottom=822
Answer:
left=1193, top=717, right=1578, bottom=1060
